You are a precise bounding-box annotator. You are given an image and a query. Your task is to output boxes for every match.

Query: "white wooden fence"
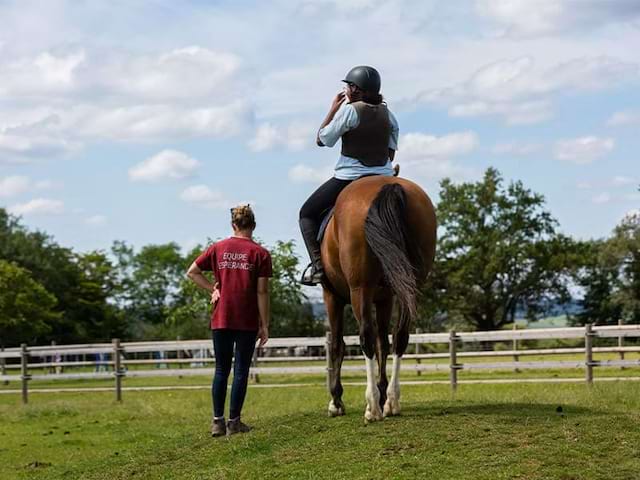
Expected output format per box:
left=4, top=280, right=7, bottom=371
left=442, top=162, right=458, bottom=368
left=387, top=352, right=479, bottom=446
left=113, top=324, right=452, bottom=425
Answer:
left=2, top=324, right=640, bottom=404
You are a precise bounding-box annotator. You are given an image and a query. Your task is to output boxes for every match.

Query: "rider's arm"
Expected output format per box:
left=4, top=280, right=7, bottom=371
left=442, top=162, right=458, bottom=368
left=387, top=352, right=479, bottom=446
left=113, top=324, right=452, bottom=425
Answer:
left=317, top=103, right=359, bottom=148
left=388, top=111, right=399, bottom=162
left=317, top=92, right=347, bottom=146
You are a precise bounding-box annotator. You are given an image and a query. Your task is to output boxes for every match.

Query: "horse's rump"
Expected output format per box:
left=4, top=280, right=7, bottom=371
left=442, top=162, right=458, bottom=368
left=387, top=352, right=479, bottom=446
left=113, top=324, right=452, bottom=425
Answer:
left=364, top=182, right=431, bottom=331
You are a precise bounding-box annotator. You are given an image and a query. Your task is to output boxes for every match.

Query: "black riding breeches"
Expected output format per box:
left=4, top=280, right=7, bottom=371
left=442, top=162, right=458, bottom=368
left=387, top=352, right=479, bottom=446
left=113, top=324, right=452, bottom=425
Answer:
left=299, top=177, right=352, bottom=265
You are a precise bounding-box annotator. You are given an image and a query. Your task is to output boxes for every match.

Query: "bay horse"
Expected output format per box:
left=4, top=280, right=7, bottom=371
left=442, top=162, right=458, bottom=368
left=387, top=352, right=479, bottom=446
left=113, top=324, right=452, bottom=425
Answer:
left=321, top=175, right=436, bottom=422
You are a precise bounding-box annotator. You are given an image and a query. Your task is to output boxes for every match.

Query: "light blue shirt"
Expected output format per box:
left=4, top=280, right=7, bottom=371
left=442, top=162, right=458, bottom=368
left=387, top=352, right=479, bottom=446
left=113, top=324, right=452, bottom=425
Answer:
left=318, top=103, right=399, bottom=181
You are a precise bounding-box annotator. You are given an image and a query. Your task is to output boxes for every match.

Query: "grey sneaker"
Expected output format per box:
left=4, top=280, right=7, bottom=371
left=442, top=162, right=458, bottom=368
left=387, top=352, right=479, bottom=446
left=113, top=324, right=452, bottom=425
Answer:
left=211, top=418, right=226, bottom=437
left=226, top=417, right=252, bottom=436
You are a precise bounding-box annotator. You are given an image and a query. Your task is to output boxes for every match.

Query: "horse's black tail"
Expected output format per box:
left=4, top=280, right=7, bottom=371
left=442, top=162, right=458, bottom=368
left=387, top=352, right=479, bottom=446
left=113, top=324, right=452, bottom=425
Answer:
left=365, top=183, right=423, bottom=331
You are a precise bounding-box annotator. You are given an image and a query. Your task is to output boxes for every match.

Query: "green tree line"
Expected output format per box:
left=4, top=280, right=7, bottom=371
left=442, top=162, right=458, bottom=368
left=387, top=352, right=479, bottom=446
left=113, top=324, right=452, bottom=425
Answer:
left=1, top=167, right=638, bottom=346
left=0, top=209, right=323, bottom=347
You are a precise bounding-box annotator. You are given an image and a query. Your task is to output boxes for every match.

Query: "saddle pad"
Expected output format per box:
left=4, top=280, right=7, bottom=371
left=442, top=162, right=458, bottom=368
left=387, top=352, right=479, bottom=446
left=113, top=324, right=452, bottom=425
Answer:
left=317, top=207, right=335, bottom=244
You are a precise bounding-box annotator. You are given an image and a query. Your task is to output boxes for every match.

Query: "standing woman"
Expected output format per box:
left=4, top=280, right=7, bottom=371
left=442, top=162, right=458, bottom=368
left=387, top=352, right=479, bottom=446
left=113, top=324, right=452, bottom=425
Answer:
left=299, top=65, right=399, bottom=285
left=187, top=205, right=272, bottom=437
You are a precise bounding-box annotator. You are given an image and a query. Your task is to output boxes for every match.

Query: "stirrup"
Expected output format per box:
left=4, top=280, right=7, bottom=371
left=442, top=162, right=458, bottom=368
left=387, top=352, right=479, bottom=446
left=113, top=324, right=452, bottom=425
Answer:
left=300, top=263, right=324, bottom=286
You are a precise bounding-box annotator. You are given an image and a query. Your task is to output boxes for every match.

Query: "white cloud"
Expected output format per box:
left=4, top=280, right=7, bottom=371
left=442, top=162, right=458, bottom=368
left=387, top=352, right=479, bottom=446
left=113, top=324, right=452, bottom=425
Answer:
left=398, top=131, right=479, bottom=181
left=0, top=175, right=58, bottom=197
left=72, top=102, right=251, bottom=142
left=0, top=118, right=80, bottom=161
left=400, top=131, right=479, bottom=159
left=129, top=149, right=200, bottom=182
left=0, top=175, right=31, bottom=197
left=0, top=50, right=86, bottom=97
left=592, top=193, right=611, bottom=205
left=249, top=122, right=314, bottom=152
left=492, top=141, right=542, bottom=156
left=288, top=164, right=333, bottom=183
left=0, top=47, right=241, bottom=102
left=476, top=0, right=640, bottom=37
left=611, top=176, right=637, bottom=187
left=553, top=136, right=615, bottom=164
left=415, top=56, right=639, bottom=124
left=8, top=198, right=64, bottom=216
left=180, top=185, right=230, bottom=209
left=450, top=100, right=552, bottom=125
left=576, top=181, right=592, bottom=190
left=249, top=123, right=279, bottom=152
left=0, top=46, right=253, bottom=150
left=607, top=110, right=640, bottom=127
left=97, top=46, right=241, bottom=101
left=85, top=214, right=107, bottom=227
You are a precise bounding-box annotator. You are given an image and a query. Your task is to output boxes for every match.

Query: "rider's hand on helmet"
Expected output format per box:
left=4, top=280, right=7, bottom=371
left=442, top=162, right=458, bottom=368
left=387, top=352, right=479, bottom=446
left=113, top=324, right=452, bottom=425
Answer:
left=331, top=91, right=346, bottom=111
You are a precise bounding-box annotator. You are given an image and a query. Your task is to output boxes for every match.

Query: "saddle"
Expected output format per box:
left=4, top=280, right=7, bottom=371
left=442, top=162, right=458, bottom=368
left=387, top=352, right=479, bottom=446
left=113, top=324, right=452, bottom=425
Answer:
left=317, top=207, right=335, bottom=244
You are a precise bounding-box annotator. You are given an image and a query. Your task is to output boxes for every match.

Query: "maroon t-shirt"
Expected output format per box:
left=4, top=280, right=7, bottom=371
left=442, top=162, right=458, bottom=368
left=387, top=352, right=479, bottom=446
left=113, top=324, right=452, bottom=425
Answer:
left=195, top=237, right=272, bottom=331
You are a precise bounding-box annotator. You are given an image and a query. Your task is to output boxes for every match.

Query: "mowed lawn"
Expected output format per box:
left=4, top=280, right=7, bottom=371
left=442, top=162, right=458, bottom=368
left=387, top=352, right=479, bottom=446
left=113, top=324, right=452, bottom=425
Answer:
left=2, top=381, right=640, bottom=480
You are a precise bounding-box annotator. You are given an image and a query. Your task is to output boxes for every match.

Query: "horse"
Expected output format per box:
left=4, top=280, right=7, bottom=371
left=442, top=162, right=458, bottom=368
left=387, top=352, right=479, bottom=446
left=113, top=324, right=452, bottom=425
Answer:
left=320, top=175, right=436, bottom=422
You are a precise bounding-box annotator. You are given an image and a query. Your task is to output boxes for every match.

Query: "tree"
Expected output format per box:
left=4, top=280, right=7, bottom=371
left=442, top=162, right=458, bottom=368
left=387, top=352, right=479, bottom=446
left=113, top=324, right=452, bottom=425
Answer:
left=610, top=213, right=640, bottom=323
left=422, top=168, right=579, bottom=331
left=165, top=245, right=212, bottom=340
left=578, top=213, right=640, bottom=325
left=0, top=209, right=119, bottom=343
left=269, top=241, right=324, bottom=337
left=73, top=251, right=128, bottom=341
left=0, top=260, right=60, bottom=346
left=111, top=241, right=185, bottom=338
left=573, top=240, right=622, bottom=326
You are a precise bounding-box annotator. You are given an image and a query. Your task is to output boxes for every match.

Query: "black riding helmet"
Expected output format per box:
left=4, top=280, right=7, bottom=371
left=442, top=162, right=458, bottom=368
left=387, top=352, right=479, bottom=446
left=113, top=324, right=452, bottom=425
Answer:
left=342, top=66, right=381, bottom=94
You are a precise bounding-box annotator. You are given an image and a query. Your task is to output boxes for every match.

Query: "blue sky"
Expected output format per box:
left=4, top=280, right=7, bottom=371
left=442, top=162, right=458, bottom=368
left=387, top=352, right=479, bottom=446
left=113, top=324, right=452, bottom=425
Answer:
left=1, top=0, right=639, bottom=266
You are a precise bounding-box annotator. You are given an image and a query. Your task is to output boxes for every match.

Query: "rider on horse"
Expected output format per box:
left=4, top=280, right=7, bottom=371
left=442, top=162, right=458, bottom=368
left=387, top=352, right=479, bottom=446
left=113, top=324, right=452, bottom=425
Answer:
left=299, top=65, right=399, bottom=286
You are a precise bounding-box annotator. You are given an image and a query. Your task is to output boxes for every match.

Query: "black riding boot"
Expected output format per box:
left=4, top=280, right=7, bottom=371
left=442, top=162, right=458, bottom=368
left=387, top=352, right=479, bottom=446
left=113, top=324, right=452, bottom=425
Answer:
left=299, top=217, right=324, bottom=286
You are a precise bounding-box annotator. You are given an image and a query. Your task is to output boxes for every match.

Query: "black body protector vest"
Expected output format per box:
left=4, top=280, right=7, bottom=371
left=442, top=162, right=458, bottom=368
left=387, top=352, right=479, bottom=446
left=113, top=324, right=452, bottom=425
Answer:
left=341, top=101, right=391, bottom=167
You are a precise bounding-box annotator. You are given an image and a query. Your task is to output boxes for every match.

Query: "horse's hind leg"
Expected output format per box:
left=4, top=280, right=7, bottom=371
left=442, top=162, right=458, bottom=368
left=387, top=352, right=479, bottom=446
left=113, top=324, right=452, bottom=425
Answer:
left=324, top=289, right=346, bottom=417
left=384, top=308, right=410, bottom=417
left=352, top=286, right=383, bottom=423
left=375, top=297, right=392, bottom=411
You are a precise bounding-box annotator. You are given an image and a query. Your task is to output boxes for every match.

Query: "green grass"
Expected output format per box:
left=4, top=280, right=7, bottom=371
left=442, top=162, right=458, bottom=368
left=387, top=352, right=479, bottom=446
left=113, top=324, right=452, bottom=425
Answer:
left=2, top=380, right=640, bottom=479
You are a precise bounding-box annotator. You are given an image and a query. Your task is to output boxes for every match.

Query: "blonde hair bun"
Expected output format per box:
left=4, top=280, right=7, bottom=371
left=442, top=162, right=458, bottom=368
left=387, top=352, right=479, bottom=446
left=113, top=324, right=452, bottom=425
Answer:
left=231, top=204, right=256, bottom=230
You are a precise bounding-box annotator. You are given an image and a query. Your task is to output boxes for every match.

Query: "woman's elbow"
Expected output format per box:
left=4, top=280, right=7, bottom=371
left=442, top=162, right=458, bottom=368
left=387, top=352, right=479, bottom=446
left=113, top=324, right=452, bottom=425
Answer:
left=186, top=263, right=199, bottom=279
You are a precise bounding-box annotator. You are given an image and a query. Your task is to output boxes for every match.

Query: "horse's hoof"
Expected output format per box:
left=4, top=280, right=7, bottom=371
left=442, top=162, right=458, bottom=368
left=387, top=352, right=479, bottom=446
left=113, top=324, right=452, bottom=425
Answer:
left=364, top=405, right=384, bottom=423
left=383, top=397, right=401, bottom=417
left=328, top=400, right=346, bottom=417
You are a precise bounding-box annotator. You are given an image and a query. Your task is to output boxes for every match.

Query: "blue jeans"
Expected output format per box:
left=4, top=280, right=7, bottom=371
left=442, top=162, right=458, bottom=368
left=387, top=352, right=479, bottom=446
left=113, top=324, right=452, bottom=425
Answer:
left=211, top=329, right=257, bottom=419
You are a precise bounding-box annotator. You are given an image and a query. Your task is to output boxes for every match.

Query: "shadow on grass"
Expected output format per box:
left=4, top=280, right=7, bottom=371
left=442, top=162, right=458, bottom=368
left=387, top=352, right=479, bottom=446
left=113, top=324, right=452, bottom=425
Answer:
left=404, top=402, right=597, bottom=419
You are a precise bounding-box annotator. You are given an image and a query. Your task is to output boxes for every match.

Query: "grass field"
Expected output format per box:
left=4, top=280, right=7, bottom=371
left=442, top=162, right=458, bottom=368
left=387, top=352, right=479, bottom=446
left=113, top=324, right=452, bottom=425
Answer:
left=2, top=373, right=640, bottom=480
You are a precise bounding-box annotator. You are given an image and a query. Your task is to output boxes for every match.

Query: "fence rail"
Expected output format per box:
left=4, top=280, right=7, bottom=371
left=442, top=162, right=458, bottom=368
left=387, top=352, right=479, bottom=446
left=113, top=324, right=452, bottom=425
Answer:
left=2, top=323, right=640, bottom=403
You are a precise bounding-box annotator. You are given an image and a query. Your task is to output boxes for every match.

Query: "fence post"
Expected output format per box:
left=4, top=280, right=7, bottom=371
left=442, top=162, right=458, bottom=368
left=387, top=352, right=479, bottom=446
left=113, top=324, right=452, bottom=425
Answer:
left=113, top=338, right=123, bottom=402
left=449, top=330, right=458, bottom=393
left=251, top=347, right=260, bottom=384
left=20, top=344, right=29, bottom=405
left=1, top=345, right=7, bottom=386
left=415, top=328, right=422, bottom=377
left=618, top=318, right=625, bottom=369
left=177, top=336, right=183, bottom=370
left=512, top=322, right=520, bottom=373
left=585, top=323, right=594, bottom=385
left=325, top=331, right=331, bottom=392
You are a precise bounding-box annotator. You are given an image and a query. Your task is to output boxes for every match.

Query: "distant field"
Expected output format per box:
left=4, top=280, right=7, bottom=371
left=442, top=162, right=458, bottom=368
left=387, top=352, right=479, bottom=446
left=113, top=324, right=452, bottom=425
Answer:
left=2, top=378, right=640, bottom=479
